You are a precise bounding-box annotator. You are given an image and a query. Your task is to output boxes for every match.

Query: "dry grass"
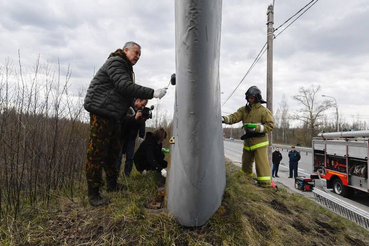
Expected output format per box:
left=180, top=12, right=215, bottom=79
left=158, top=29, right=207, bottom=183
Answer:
left=1, top=159, right=368, bottom=245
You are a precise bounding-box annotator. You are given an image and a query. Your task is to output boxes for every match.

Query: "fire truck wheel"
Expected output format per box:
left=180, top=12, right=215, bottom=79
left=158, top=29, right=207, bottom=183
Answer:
left=332, top=178, right=349, bottom=197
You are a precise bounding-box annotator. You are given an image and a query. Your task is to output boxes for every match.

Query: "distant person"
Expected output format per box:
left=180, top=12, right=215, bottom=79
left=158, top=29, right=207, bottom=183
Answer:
left=272, top=147, right=283, bottom=178
left=222, top=86, right=274, bottom=187
left=117, top=98, right=149, bottom=177
left=84, top=41, right=167, bottom=207
left=134, top=128, right=168, bottom=178
left=288, top=146, right=301, bottom=178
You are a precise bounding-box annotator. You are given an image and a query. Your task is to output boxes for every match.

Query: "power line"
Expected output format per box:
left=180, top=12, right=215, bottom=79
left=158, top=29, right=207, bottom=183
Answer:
left=274, top=0, right=319, bottom=39
left=221, top=0, right=318, bottom=108
left=274, top=0, right=315, bottom=32
left=221, top=42, right=267, bottom=107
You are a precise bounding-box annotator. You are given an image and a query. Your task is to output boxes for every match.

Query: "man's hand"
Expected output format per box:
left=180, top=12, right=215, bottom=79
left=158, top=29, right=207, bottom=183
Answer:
left=135, top=110, right=142, bottom=120
left=153, top=88, right=167, bottom=99
left=161, top=169, right=167, bottom=178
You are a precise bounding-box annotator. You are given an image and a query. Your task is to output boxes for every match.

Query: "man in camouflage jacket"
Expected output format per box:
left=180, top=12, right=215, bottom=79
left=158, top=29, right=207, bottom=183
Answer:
left=84, top=41, right=167, bottom=206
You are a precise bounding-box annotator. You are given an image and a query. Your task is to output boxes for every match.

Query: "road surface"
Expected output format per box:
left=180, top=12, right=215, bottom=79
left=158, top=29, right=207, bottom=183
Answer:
left=224, top=139, right=369, bottom=213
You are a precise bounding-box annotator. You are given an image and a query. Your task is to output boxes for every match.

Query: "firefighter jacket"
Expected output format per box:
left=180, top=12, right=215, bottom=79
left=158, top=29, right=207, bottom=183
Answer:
left=223, top=102, right=274, bottom=151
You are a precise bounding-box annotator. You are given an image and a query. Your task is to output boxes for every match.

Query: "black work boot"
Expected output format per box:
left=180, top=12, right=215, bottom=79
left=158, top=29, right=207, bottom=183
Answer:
left=107, top=177, right=127, bottom=192
left=88, top=185, right=110, bottom=207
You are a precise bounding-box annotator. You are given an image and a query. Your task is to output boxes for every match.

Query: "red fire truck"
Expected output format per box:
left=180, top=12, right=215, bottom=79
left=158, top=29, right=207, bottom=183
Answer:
left=312, top=130, right=369, bottom=197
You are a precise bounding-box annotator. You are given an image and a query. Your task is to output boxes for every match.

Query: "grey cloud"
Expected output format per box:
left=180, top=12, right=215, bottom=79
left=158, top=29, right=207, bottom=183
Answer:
left=1, top=0, right=368, bottom=123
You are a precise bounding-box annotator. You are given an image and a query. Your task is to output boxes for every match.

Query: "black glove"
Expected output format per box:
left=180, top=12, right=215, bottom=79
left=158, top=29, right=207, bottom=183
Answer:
left=241, top=132, right=265, bottom=140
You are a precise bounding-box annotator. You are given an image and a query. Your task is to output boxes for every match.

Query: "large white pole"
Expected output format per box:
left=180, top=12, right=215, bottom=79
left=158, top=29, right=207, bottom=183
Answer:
left=266, top=5, right=274, bottom=167
left=167, top=0, right=225, bottom=227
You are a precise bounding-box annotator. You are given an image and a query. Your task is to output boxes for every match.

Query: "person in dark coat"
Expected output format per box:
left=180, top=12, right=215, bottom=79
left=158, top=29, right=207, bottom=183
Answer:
left=84, top=41, right=167, bottom=207
left=117, top=98, right=148, bottom=177
left=288, top=146, right=301, bottom=178
left=272, top=147, right=283, bottom=178
left=134, top=128, right=168, bottom=177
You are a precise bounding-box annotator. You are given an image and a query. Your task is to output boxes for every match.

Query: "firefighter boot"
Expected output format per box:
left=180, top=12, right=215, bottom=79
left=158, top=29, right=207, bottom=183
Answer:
left=88, top=185, right=110, bottom=207
left=107, top=177, right=127, bottom=192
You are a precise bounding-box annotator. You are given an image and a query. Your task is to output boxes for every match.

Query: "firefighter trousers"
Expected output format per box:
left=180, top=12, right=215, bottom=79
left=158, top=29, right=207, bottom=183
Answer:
left=86, top=113, right=121, bottom=188
left=241, top=146, right=271, bottom=187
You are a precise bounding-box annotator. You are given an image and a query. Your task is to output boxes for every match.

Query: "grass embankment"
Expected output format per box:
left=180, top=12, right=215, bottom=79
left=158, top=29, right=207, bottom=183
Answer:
left=1, top=159, right=368, bottom=245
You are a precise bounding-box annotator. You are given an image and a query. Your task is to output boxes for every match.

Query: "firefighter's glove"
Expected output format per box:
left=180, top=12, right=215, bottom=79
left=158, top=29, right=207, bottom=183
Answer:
left=161, top=169, right=167, bottom=178
left=221, top=116, right=225, bottom=123
left=138, top=138, right=144, bottom=144
left=153, top=88, right=167, bottom=99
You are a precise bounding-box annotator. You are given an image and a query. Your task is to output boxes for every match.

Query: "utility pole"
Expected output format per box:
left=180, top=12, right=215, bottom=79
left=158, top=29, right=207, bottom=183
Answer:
left=266, top=4, right=274, bottom=167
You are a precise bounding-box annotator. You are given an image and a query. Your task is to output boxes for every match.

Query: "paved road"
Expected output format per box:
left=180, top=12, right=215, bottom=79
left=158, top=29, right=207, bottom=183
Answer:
left=224, top=139, right=369, bottom=213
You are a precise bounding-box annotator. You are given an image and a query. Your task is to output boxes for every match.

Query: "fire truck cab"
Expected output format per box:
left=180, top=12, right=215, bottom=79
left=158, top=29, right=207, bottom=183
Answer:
left=312, top=130, right=369, bottom=197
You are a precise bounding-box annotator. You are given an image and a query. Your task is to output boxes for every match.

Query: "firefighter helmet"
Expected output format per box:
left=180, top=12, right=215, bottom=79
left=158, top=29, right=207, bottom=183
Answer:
left=245, top=86, right=267, bottom=104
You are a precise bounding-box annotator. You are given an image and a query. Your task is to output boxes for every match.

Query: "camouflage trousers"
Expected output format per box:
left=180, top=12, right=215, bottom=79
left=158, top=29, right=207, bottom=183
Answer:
left=86, top=113, right=121, bottom=188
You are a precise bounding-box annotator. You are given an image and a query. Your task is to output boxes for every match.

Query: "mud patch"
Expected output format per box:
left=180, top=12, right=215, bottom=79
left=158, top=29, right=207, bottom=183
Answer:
left=270, top=199, right=291, bottom=215
left=291, top=219, right=310, bottom=234
left=247, top=212, right=271, bottom=234
left=345, top=235, right=366, bottom=246
left=314, top=219, right=336, bottom=234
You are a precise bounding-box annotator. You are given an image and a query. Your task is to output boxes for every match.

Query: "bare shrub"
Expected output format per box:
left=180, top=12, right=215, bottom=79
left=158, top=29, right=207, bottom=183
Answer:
left=0, top=52, right=88, bottom=221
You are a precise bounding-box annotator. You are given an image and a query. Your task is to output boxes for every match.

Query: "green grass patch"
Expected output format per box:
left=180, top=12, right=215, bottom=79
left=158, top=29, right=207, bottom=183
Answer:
left=1, top=159, right=368, bottom=245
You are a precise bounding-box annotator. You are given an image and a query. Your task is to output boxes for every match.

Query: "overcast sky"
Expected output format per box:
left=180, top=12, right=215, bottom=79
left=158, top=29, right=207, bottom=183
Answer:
left=1, top=0, right=368, bottom=127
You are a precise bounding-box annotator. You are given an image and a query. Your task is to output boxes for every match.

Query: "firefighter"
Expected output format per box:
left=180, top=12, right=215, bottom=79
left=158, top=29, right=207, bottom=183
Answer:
left=222, top=86, right=274, bottom=187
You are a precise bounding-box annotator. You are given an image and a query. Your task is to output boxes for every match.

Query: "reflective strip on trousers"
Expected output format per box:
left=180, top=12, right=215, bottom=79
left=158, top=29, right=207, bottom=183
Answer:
left=243, top=141, right=269, bottom=151
left=257, top=176, right=271, bottom=181
left=239, top=169, right=254, bottom=177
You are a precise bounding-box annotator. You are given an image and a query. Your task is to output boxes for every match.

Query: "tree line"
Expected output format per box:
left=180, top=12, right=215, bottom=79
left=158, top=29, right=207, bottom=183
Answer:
left=223, top=85, right=368, bottom=147
left=0, top=57, right=171, bottom=221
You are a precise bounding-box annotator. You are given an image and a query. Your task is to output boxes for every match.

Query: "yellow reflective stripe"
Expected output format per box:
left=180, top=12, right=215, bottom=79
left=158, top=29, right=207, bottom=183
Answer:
left=257, top=176, right=271, bottom=181
left=239, top=169, right=254, bottom=177
left=243, top=141, right=269, bottom=151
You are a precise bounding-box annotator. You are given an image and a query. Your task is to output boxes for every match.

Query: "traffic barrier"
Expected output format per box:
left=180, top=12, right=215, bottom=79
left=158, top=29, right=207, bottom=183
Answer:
left=313, top=188, right=369, bottom=230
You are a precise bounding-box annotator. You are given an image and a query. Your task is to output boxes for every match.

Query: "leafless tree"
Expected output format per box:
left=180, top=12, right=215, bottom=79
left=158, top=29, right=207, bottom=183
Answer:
left=292, top=85, right=333, bottom=144
left=274, top=94, right=290, bottom=143
left=149, top=100, right=172, bottom=129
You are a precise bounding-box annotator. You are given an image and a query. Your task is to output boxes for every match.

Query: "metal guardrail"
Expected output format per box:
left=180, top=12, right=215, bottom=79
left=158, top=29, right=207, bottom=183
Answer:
left=313, top=188, right=369, bottom=230
left=270, top=144, right=312, bottom=157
